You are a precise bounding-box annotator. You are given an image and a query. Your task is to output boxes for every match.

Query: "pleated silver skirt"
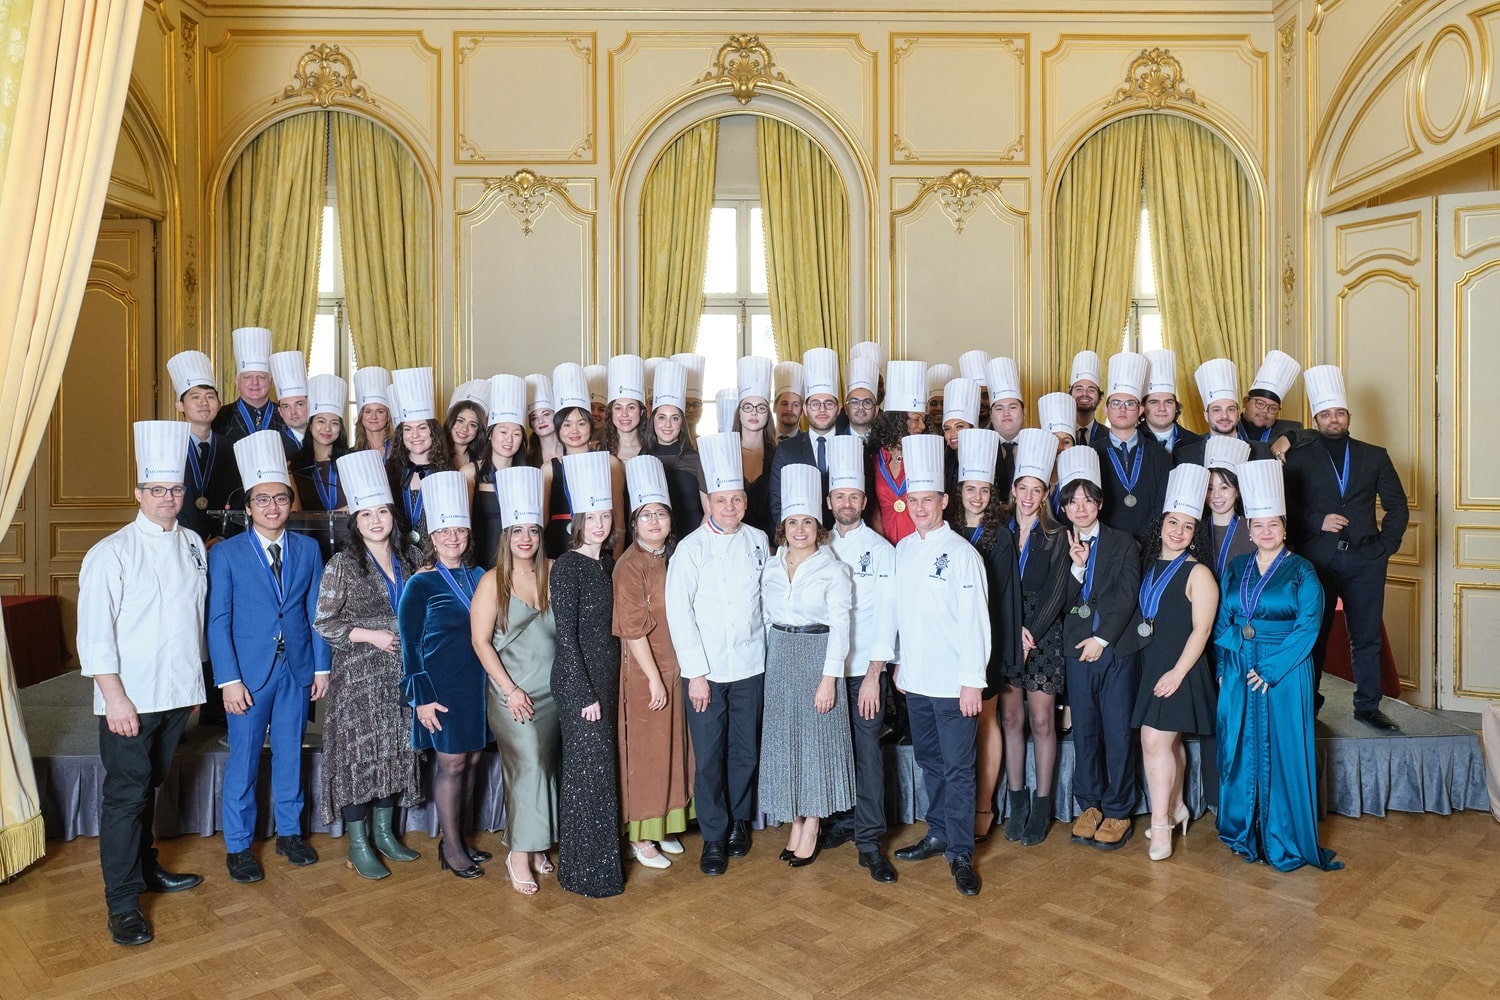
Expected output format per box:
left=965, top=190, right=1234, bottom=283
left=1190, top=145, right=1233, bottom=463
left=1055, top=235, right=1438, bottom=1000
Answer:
left=757, top=626, right=856, bottom=822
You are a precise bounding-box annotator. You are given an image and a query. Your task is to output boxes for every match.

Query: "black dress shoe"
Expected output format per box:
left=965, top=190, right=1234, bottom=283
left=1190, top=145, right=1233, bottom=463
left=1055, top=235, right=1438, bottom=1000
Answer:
left=950, top=856, right=981, bottom=896
left=463, top=843, right=494, bottom=864
left=108, top=909, right=153, bottom=947
left=779, top=849, right=796, bottom=863
left=143, top=863, right=202, bottom=893
left=787, top=846, right=819, bottom=868
left=859, top=850, right=898, bottom=884
left=275, top=835, right=318, bottom=866
left=726, top=820, right=752, bottom=858
left=700, top=840, right=728, bottom=876
left=225, top=850, right=264, bottom=884
left=1354, top=708, right=1400, bottom=731
left=818, top=826, right=854, bottom=852
left=894, top=834, right=947, bottom=862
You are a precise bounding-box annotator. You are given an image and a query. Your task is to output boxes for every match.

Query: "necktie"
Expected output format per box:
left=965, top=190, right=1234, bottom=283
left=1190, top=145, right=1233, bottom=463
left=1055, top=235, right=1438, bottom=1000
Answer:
left=1002, top=442, right=1015, bottom=467
left=1076, top=427, right=1088, bottom=446
left=1119, top=443, right=1131, bottom=461
left=816, top=435, right=827, bottom=474
left=269, top=542, right=283, bottom=587
left=197, top=440, right=210, bottom=466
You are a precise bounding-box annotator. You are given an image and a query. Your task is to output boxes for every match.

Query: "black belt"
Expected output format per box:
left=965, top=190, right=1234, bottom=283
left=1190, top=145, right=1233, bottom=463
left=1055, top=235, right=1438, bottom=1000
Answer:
left=1335, top=540, right=1350, bottom=551
left=772, top=623, right=829, bottom=635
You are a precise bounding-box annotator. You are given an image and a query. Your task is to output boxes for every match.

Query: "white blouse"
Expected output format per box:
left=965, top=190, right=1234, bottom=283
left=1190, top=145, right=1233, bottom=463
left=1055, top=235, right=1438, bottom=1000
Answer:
left=760, top=544, right=853, bottom=678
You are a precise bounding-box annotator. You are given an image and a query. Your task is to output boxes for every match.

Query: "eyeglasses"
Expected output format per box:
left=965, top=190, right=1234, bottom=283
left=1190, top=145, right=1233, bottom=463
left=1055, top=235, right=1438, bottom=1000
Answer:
left=250, top=493, right=293, bottom=508
left=739, top=403, right=769, bottom=416
left=142, top=486, right=185, bottom=498
left=844, top=398, right=877, bottom=410
left=1247, top=398, right=1280, bottom=414
left=1106, top=399, right=1141, bottom=411
left=804, top=398, right=839, bottom=412
left=637, top=510, right=670, bottom=523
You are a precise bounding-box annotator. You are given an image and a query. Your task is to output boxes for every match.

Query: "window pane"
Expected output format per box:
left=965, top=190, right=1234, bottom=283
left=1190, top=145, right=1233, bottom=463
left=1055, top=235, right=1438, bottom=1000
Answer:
left=750, top=313, right=777, bottom=362
left=319, top=206, right=340, bottom=296
left=703, top=207, right=738, bottom=294
left=1135, top=205, right=1156, bottom=298
left=1138, top=308, right=1164, bottom=355
left=749, top=207, right=768, bottom=295
left=695, top=312, right=738, bottom=436
left=309, top=309, right=337, bottom=376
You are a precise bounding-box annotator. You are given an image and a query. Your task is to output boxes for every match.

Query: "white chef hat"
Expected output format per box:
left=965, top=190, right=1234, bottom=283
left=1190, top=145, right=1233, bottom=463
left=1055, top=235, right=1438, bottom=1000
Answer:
left=1107, top=351, right=1148, bottom=401
left=269, top=351, right=308, bottom=398
left=850, top=340, right=887, bottom=370
left=1238, top=460, right=1286, bottom=518
left=1037, top=392, right=1076, bottom=435
left=959, top=349, right=991, bottom=387
left=1011, top=428, right=1058, bottom=485
left=585, top=364, right=609, bottom=406
left=1163, top=463, right=1209, bottom=519
left=625, top=455, right=671, bottom=512
left=826, top=435, right=865, bottom=492
left=497, top=466, right=545, bottom=529
left=1250, top=350, right=1302, bottom=403
left=926, top=363, right=955, bottom=398
left=607, top=355, right=645, bottom=404
left=715, top=388, right=739, bottom=433
left=133, top=421, right=188, bottom=484
left=233, top=430, right=291, bottom=490
left=737, top=355, right=773, bottom=403
left=779, top=464, right=824, bottom=521
left=985, top=357, right=1023, bottom=403
left=385, top=382, right=402, bottom=425
left=1070, top=350, right=1102, bottom=388
left=488, top=374, right=527, bottom=427
left=353, top=367, right=391, bottom=410
left=902, top=434, right=946, bottom=493
left=942, top=377, right=980, bottom=426
left=166, top=351, right=216, bottom=399
left=846, top=357, right=879, bottom=397
left=308, top=374, right=345, bottom=417
left=337, top=449, right=394, bottom=514
left=774, top=361, right=804, bottom=400
left=1056, top=444, right=1101, bottom=491
left=957, top=428, right=1000, bottom=485
left=671, top=353, right=706, bottom=400
left=561, top=451, right=613, bottom=515
left=448, top=379, right=489, bottom=413
left=803, top=347, right=840, bottom=399
left=1303, top=365, right=1347, bottom=416
left=231, top=327, right=272, bottom=375
left=699, top=432, right=745, bottom=492
left=1204, top=435, right=1252, bottom=471
left=392, top=367, right=436, bottom=423
left=1144, top=349, right=1177, bottom=397
left=526, top=373, right=554, bottom=413
left=885, top=360, right=928, bottom=413
left=552, top=363, right=591, bottom=413
left=423, top=470, right=472, bottom=530
left=1194, top=359, right=1239, bottom=408
left=652, top=360, right=688, bottom=413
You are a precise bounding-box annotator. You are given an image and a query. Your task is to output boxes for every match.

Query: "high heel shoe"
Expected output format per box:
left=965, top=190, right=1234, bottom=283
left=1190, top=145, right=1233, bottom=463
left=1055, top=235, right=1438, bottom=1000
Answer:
left=1146, top=804, right=1191, bottom=840
left=504, top=853, right=538, bottom=894
left=779, top=849, right=796, bottom=863
left=788, top=845, right=820, bottom=868
left=974, top=809, right=996, bottom=843
left=438, top=839, right=484, bottom=879
left=463, top=842, right=493, bottom=864
left=1147, top=824, right=1174, bottom=861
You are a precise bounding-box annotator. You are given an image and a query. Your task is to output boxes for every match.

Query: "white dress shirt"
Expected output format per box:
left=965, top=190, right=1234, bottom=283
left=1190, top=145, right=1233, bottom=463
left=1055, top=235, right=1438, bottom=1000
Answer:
left=828, top=520, right=898, bottom=674
left=665, top=522, right=770, bottom=681
left=893, top=522, right=990, bottom=697
left=760, top=545, right=853, bottom=677
left=77, top=512, right=208, bottom=714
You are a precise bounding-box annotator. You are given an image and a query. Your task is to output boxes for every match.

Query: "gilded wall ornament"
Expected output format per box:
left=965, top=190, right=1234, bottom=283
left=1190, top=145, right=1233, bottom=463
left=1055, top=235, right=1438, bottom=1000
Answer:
left=182, top=19, right=197, bottom=84
left=1280, top=234, right=1296, bottom=328
left=1105, top=48, right=1201, bottom=110
left=484, top=169, right=568, bottom=236
left=1279, top=22, right=1296, bottom=85
left=916, top=169, right=1003, bottom=235
left=698, top=34, right=790, bottom=105
left=274, top=44, right=377, bottom=108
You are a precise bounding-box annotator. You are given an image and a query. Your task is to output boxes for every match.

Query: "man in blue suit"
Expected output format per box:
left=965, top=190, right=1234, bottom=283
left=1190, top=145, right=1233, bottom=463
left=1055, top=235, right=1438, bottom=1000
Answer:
left=211, top=430, right=330, bottom=882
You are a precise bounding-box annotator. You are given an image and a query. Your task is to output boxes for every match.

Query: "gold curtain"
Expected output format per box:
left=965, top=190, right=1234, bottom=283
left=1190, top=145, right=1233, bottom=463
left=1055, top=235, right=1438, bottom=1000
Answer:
left=639, top=119, right=718, bottom=358
left=0, top=0, right=144, bottom=879
left=331, top=112, right=432, bottom=371
left=1143, top=114, right=1256, bottom=432
left=224, top=110, right=327, bottom=380
left=757, top=116, right=850, bottom=363
left=1053, top=115, right=1147, bottom=385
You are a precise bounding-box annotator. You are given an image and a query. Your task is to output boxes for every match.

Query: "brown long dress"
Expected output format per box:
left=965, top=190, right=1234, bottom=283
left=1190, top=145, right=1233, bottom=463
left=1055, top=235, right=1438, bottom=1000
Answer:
left=611, top=543, right=694, bottom=841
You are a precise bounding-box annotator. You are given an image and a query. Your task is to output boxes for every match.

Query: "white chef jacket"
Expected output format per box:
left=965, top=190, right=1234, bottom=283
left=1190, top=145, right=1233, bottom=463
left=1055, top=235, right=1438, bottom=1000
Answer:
left=760, top=545, right=853, bottom=677
left=665, top=521, right=769, bottom=682
left=892, top=521, right=990, bottom=697
left=828, top=520, right=898, bottom=675
left=77, top=512, right=208, bottom=714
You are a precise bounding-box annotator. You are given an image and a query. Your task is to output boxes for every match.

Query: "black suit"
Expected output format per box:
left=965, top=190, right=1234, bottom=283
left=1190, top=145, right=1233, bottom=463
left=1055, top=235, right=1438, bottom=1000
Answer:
left=1075, top=421, right=1108, bottom=448
left=1239, top=416, right=1302, bottom=448
left=767, top=427, right=850, bottom=527
left=1283, top=434, right=1409, bottom=713
left=1145, top=423, right=1203, bottom=466
left=1174, top=432, right=1272, bottom=469
left=211, top=398, right=286, bottom=445
left=177, top=431, right=244, bottom=541
left=1093, top=435, right=1171, bottom=541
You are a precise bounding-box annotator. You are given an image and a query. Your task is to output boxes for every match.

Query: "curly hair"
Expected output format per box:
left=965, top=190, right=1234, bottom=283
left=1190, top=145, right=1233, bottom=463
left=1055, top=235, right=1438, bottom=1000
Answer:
left=946, top=482, right=1008, bottom=552
left=341, top=504, right=420, bottom=578
left=1138, top=511, right=1215, bottom=567
left=867, top=409, right=917, bottom=455
left=444, top=400, right=490, bottom=468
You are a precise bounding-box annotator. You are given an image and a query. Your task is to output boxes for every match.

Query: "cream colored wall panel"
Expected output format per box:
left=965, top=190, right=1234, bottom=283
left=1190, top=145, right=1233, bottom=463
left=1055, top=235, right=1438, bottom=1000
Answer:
left=1454, top=584, right=1500, bottom=699
left=1333, top=211, right=1422, bottom=272
left=455, top=174, right=596, bottom=381
left=1042, top=36, right=1268, bottom=172
left=50, top=524, right=120, bottom=561
left=1472, top=8, right=1500, bottom=127
left=1388, top=519, right=1420, bottom=567
left=763, top=35, right=877, bottom=164
left=1418, top=27, right=1474, bottom=144
left=1334, top=271, right=1422, bottom=499
left=455, top=33, right=595, bottom=163
left=0, top=524, right=21, bottom=563
left=53, top=276, right=141, bottom=507
left=132, top=1, right=177, bottom=143
left=891, top=173, right=1028, bottom=368
left=1383, top=575, right=1423, bottom=692
left=1455, top=525, right=1500, bottom=569
left=891, top=34, right=1027, bottom=165
left=1310, top=0, right=1395, bottom=121
left=610, top=33, right=735, bottom=169
left=107, top=122, right=159, bottom=214
left=1454, top=255, right=1500, bottom=508
left=1329, top=52, right=1419, bottom=197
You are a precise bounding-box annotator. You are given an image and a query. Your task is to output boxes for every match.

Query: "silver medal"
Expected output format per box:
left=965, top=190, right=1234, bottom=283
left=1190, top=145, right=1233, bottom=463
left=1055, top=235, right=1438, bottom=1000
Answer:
left=1076, top=603, right=1091, bottom=618
left=1138, top=620, right=1154, bottom=638
left=1123, top=494, right=1137, bottom=508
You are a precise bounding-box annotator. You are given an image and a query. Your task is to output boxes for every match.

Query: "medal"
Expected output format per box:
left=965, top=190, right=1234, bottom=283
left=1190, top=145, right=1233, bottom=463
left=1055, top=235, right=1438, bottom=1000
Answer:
left=1237, top=548, right=1289, bottom=645
left=892, top=499, right=906, bottom=513
left=1076, top=603, right=1092, bottom=618
left=1123, top=494, right=1137, bottom=508
left=1106, top=444, right=1143, bottom=506
left=1242, top=624, right=1256, bottom=639
left=1138, top=621, right=1154, bottom=638
left=196, top=496, right=208, bottom=510
left=1136, top=552, right=1190, bottom=644
left=878, top=449, right=909, bottom=515
left=409, top=529, right=421, bottom=544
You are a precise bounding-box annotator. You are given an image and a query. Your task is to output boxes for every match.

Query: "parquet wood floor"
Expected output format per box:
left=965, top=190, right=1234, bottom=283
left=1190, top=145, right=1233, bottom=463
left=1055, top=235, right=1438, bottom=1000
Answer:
left=3, top=811, right=1499, bottom=999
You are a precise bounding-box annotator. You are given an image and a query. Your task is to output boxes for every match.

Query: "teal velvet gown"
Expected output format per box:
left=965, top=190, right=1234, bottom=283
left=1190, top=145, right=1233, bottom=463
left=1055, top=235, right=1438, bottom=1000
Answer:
left=1213, top=549, right=1343, bottom=872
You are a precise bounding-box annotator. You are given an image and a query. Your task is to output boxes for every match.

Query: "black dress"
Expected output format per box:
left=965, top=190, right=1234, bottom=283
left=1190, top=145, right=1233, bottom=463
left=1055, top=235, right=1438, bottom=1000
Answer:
left=549, top=549, right=624, bottom=898
left=649, top=440, right=707, bottom=540
left=1131, top=558, right=1217, bottom=733
left=544, top=458, right=572, bottom=559
left=1005, top=521, right=1071, bottom=695
left=471, top=479, right=504, bottom=570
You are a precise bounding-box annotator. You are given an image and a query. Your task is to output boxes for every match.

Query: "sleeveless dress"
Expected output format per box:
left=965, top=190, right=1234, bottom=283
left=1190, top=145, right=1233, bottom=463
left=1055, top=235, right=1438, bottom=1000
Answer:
left=484, top=594, right=561, bottom=852
left=471, top=481, right=505, bottom=570
left=1131, top=558, right=1218, bottom=733
left=544, top=458, right=572, bottom=559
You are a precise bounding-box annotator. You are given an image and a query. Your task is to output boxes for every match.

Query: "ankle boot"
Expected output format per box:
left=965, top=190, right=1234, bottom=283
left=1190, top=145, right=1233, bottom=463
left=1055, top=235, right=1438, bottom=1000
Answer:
left=1022, top=794, right=1052, bottom=847
left=371, top=805, right=421, bottom=862
left=345, top=820, right=391, bottom=880
left=1003, top=789, right=1030, bottom=842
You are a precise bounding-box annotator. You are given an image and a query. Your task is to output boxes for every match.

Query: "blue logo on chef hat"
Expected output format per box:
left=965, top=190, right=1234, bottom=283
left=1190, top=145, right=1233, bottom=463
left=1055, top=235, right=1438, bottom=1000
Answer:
left=440, top=512, right=464, bottom=524
left=590, top=495, right=611, bottom=507
left=256, top=466, right=278, bottom=478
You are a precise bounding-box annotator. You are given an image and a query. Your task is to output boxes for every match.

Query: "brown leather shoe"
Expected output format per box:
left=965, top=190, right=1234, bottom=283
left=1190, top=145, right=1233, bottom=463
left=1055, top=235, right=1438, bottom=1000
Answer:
left=1070, top=807, right=1103, bottom=843
left=1092, top=817, right=1133, bottom=851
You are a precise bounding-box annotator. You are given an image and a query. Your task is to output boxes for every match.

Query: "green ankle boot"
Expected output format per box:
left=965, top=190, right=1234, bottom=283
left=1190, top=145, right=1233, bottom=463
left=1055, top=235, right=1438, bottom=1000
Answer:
left=370, top=805, right=421, bottom=862
left=345, top=820, right=390, bottom=880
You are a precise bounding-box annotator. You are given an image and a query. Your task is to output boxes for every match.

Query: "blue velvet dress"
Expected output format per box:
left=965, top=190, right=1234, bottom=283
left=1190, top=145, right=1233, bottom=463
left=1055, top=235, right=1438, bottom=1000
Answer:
left=1214, top=550, right=1342, bottom=872
left=398, top=566, right=491, bottom=753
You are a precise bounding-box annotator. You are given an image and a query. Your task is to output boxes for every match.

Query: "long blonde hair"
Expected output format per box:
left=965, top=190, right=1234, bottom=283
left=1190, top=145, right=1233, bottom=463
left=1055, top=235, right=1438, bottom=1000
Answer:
left=495, top=524, right=549, bottom=632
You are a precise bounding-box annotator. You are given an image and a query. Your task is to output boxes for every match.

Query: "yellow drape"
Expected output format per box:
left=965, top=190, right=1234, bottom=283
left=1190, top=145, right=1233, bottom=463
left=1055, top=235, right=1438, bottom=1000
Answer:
left=331, top=112, right=432, bottom=371
left=0, top=0, right=30, bottom=176
left=757, top=116, right=850, bottom=363
left=1143, top=114, right=1256, bottom=432
left=0, top=0, right=144, bottom=879
left=224, top=111, right=326, bottom=382
left=639, top=119, right=718, bottom=358
left=1053, top=115, right=1146, bottom=386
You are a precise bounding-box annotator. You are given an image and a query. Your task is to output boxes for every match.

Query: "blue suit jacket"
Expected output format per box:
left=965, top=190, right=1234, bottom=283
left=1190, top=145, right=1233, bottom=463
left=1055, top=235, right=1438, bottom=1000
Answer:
left=208, top=528, right=331, bottom=691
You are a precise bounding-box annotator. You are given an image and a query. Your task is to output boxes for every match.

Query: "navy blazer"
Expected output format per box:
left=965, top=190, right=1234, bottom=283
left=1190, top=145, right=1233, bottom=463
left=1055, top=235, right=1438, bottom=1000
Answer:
left=1093, top=435, right=1171, bottom=541
left=1062, top=523, right=1144, bottom=655
left=208, top=527, right=331, bottom=691
left=1282, top=435, right=1409, bottom=565
left=768, top=427, right=851, bottom=526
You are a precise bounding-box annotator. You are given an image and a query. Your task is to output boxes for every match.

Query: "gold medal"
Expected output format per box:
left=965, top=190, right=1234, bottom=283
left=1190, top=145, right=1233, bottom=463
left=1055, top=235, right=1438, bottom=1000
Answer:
left=892, top=499, right=906, bottom=513
left=195, top=496, right=208, bottom=510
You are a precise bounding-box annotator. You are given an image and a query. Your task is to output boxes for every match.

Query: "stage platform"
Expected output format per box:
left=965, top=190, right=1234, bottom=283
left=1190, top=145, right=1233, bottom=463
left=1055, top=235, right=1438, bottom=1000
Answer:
left=20, top=671, right=1490, bottom=842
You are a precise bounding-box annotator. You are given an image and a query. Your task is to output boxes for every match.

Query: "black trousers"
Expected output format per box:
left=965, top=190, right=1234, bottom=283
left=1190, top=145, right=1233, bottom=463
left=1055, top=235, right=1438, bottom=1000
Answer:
left=98, top=706, right=192, bottom=914
left=1064, top=648, right=1140, bottom=820
left=682, top=673, right=764, bottom=843
left=827, top=674, right=888, bottom=850
left=1310, top=549, right=1389, bottom=713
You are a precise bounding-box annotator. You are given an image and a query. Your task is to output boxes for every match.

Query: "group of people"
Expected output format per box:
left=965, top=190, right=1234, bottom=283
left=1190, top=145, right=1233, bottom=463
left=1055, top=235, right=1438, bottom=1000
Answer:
left=78, top=328, right=1408, bottom=946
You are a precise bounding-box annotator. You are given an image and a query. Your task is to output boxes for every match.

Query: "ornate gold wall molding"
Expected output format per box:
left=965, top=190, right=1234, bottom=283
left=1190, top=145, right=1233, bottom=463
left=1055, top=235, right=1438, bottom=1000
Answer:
left=183, top=234, right=199, bottom=332
left=1278, top=21, right=1295, bottom=86
left=481, top=169, right=572, bottom=236
left=182, top=17, right=198, bottom=84
left=454, top=32, right=596, bottom=163
left=907, top=169, right=1007, bottom=236
left=273, top=43, right=378, bottom=108
left=1104, top=47, right=1202, bottom=110
left=889, top=33, right=1028, bottom=165
left=697, top=34, right=791, bottom=105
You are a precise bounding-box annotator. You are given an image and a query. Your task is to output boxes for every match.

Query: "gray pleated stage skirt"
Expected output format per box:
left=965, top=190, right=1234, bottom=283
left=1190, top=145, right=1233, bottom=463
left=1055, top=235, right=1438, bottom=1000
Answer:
left=757, top=625, right=856, bottom=822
